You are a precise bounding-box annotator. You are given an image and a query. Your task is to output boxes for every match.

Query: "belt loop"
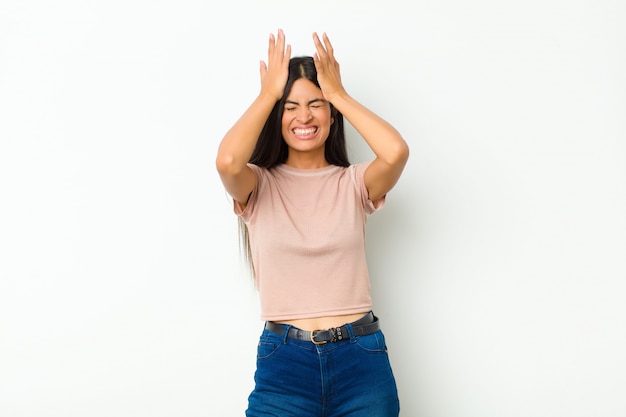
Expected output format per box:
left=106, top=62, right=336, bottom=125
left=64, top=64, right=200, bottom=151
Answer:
left=345, top=323, right=356, bottom=343
left=280, top=324, right=291, bottom=344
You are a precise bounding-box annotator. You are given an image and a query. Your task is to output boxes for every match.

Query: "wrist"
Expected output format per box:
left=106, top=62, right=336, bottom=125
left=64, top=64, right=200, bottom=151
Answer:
left=326, top=89, right=350, bottom=108
left=258, top=88, right=283, bottom=104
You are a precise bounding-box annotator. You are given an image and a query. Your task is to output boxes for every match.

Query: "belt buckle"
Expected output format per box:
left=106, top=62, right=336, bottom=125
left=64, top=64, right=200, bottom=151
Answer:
left=310, top=330, right=327, bottom=345
left=311, top=330, right=328, bottom=345
left=311, top=327, right=344, bottom=345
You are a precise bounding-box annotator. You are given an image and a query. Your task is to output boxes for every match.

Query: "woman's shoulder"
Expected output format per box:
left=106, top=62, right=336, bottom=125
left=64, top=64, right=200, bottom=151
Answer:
left=348, top=160, right=374, bottom=177
left=246, top=163, right=274, bottom=177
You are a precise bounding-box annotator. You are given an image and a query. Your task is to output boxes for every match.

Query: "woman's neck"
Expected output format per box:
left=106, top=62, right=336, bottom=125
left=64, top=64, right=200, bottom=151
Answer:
left=285, top=152, right=329, bottom=169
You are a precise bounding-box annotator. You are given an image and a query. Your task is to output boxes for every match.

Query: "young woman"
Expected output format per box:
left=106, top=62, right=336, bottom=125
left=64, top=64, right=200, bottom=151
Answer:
left=216, top=29, right=409, bottom=417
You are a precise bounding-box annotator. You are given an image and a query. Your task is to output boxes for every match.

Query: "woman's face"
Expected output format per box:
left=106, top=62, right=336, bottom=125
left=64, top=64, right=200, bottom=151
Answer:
left=281, top=78, right=333, bottom=164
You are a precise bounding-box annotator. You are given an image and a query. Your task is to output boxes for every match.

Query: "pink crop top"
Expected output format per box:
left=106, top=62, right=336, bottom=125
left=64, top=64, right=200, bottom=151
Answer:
left=234, top=162, right=385, bottom=321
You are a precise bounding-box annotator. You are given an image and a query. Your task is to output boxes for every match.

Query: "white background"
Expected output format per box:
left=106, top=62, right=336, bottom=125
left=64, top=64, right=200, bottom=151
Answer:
left=1, top=1, right=625, bottom=416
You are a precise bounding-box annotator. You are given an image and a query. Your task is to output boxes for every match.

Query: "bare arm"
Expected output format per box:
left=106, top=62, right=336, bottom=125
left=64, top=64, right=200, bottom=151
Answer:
left=312, top=32, right=409, bottom=201
left=215, top=30, right=291, bottom=204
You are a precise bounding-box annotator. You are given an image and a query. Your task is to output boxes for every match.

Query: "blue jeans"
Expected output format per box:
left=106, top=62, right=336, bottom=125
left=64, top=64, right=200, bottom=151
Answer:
left=246, top=317, right=400, bottom=417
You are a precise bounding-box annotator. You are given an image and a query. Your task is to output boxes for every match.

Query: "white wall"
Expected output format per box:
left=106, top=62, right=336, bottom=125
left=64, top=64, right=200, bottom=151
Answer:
left=1, top=1, right=625, bottom=416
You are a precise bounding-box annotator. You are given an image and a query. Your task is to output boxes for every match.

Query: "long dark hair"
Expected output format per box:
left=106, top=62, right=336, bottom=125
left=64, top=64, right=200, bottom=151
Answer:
left=240, top=56, right=350, bottom=277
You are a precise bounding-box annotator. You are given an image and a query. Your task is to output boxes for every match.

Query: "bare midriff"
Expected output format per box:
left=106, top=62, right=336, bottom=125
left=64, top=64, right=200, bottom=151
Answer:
left=275, top=312, right=369, bottom=331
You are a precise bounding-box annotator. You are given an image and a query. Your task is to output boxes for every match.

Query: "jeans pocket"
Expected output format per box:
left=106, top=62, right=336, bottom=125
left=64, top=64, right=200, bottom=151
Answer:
left=355, top=330, right=388, bottom=353
left=257, top=340, right=281, bottom=360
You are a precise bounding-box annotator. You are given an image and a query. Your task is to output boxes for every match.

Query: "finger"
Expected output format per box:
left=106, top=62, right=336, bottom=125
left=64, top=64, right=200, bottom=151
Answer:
left=274, top=29, right=292, bottom=66
left=268, top=32, right=276, bottom=58
left=259, top=60, right=267, bottom=79
left=276, top=29, right=285, bottom=57
left=322, top=32, right=335, bottom=58
left=312, top=32, right=327, bottom=59
left=285, top=43, right=292, bottom=61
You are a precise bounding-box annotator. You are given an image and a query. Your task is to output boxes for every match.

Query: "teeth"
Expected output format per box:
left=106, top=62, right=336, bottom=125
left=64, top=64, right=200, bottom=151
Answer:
left=293, top=128, right=316, bottom=135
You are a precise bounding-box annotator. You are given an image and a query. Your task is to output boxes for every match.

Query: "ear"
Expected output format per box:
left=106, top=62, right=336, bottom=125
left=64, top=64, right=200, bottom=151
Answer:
left=331, top=117, right=335, bottom=125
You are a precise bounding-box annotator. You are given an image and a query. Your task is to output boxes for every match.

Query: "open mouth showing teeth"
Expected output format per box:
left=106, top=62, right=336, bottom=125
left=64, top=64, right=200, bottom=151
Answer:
left=293, top=127, right=317, bottom=136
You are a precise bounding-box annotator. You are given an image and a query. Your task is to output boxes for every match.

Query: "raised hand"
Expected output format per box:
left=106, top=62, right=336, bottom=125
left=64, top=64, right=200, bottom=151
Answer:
left=312, top=32, right=345, bottom=101
left=260, top=29, right=291, bottom=101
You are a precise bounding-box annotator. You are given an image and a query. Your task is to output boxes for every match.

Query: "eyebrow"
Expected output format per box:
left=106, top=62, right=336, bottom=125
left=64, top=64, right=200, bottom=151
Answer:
left=284, top=98, right=326, bottom=106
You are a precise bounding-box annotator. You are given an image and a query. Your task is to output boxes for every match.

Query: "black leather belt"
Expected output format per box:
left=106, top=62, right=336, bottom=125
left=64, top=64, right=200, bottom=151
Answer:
left=265, top=312, right=379, bottom=345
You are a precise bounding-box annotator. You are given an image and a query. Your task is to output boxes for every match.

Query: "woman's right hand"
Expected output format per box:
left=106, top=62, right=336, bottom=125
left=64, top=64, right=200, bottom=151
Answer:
left=259, top=29, right=291, bottom=101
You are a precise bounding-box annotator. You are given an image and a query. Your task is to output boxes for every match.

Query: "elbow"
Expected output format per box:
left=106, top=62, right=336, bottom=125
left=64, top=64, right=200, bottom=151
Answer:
left=215, top=153, right=230, bottom=175
left=390, top=139, right=410, bottom=166
left=399, top=140, right=410, bottom=163
left=215, top=153, right=245, bottom=177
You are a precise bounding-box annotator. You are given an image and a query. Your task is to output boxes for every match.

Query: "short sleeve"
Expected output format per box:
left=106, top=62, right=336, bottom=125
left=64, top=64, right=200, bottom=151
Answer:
left=233, top=163, right=264, bottom=221
left=352, top=161, right=386, bottom=214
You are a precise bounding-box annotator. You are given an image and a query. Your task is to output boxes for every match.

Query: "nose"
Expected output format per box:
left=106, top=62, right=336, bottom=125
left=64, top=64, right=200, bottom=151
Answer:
left=296, top=107, right=312, bottom=122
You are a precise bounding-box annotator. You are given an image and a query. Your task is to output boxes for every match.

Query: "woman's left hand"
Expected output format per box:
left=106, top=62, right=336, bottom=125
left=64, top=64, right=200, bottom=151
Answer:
left=312, top=32, right=345, bottom=102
